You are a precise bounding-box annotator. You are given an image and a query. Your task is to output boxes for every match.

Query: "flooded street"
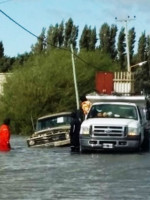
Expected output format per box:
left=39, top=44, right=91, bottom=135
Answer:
left=0, top=135, right=150, bottom=200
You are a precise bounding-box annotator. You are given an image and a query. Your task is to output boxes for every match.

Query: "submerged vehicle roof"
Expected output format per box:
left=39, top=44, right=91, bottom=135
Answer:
left=38, top=112, right=72, bottom=120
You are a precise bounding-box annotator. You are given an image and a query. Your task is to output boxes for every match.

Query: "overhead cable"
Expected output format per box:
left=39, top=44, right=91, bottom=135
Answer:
left=0, top=9, right=38, bottom=39
left=0, top=0, right=13, bottom=4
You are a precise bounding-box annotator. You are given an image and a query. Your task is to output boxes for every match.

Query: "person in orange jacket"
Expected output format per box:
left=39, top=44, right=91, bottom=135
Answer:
left=0, top=118, right=11, bottom=152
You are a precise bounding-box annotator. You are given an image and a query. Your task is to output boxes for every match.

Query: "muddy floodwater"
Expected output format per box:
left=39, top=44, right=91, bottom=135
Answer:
left=0, top=135, right=150, bottom=200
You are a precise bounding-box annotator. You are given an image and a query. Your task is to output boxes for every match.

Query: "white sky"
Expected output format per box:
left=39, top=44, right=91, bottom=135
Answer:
left=0, top=0, right=149, bottom=57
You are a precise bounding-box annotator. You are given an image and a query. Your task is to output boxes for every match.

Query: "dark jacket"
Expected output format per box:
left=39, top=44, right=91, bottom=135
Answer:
left=70, top=117, right=81, bottom=147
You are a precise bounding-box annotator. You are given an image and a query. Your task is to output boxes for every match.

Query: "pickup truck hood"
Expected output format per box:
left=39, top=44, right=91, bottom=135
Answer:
left=32, top=125, right=70, bottom=137
left=82, top=118, right=138, bottom=128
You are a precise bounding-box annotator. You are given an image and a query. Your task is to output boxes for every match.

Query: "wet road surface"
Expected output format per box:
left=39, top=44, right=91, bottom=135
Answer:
left=0, top=135, right=150, bottom=200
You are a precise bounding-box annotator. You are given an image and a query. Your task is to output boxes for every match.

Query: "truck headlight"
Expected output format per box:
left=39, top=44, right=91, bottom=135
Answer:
left=66, top=133, right=70, bottom=139
left=29, top=140, right=35, bottom=146
left=128, top=127, right=138, bottom=136
left=81, top=127, right=90, bottom=135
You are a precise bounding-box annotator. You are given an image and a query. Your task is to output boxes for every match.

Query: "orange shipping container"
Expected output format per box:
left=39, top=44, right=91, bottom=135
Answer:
left=95, top=72, right=114, bottom=95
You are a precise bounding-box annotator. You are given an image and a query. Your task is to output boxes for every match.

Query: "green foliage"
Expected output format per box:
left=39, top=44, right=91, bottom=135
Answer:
left=109, top=24, right=118, bottom=59
left=0, top=41, right=4, bottom=58
left=134, top=64, right=150, bottom=94
left=137, top=32, right=147, bottom=62
left=79, top=25, right=89, bottom=50
left=99, top=23, right=118, bottom=60
left=134, top=34, right=150, bottom=93
left=0, top=57, right=15, bottom=72
left=31, top=28, right=46, bottom=54
left=128, top=27, right=136, bottom=63
left=64, top=18, right=78, bottom=48
left=117, top=27, right=126, bottom=70
left=80, top=25, right=97, bottom=51
left=0, top=50, right=72, bottom=134
left=99, top=23, right=110, bottom=53
left=47, top=24, right=60, bottom=49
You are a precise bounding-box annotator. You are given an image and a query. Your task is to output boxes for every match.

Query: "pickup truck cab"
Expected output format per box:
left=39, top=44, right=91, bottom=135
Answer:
left=80, top=101, right=149, bottom=152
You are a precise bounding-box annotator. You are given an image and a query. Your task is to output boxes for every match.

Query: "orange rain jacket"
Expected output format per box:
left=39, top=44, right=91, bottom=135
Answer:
left=0, top=124, right=11, bottom=151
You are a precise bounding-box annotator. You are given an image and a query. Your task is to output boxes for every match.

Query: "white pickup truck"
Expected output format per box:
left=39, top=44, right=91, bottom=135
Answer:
left=80, top=94, right=150, bottom=152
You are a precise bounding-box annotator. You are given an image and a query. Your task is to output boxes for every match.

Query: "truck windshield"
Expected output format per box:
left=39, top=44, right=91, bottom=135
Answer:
left=36, top=115, right=72, bottom=131
left=87, top=104, right=138, bottom=120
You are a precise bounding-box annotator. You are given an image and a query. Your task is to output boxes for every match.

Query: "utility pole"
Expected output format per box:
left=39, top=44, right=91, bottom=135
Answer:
left=115, top=16, right=136, bottom=72
left=70, top=43, right=80, bottom=111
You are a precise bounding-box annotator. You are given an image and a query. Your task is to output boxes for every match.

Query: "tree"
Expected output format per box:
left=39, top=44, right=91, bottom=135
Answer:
left=70, top=24, right=79, bottom=49
left=58, top=21, right=64, bottom=47
left=0, top=41, right=4, bottom=58
left=109, top=24, right=118, bottom=59
left=135, top=35, right=150, bottom=94
left=128, top=27, right=136, bottom=64
left=79, top=25, right=90, bottom=50
left=64, top=18, right=78, bottom=48
left=99, top=23, right=110, bottom=54
left=46, top=24, right=60, bottom=50
left=89, top=27, right=97, bottom=50
left=80, top=26, right=97, bottom=51
left=117, top=27, right=126, bottom=70
left=31, top=28, right=46, bottom=54
left=64, top=18, right=73, bottom=47
left=99, top=23, right=117, bottom=59
left=137, top=32, right=147, bottom=62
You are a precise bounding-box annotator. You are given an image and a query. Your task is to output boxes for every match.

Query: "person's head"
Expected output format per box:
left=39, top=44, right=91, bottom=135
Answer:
left=80, top=96, right=87, bottom=102
left=3, top=118, right=10, bottom=125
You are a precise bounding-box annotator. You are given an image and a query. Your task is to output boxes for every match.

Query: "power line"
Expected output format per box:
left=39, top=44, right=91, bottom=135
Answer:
left=0, top=9, right=38, bottom=39
left=0, top=9, right=100, bottom=69
left=0, top=0, right=13, bottom=4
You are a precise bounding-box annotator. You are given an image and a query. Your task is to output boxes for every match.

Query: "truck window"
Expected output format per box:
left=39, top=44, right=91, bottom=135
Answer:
left=36, top=115, right=72, bottom=131
left=87, top=104, right=138, bottom=120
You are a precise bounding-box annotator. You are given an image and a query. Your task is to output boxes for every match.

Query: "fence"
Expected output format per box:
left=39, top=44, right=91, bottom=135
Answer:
left=113, top=72, right=135, bottom=95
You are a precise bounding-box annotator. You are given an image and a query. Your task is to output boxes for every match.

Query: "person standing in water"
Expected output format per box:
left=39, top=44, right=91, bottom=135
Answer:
left=70, top=112, right=81, bottom=152
left=0, top=118, right=11, bottom=152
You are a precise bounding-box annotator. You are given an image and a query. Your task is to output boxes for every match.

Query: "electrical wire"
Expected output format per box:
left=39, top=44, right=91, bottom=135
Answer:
left=0, top=9, right=38, bottom=39
left=0, top=9, right=99, bottom=69
left=0, top=0, right=13, bottom=4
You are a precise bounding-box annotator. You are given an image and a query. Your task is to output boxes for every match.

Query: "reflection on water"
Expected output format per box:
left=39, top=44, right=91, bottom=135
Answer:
left=0, top=135, right=150, bottom=200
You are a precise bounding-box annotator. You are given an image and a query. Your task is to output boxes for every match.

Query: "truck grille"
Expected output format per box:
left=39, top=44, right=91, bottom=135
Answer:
left=34, top=133, right=66, bottom=145
left=92, top=125, right=127, bottom=137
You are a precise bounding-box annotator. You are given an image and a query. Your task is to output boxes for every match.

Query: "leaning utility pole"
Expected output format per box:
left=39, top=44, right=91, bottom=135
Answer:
left=70, top=44, right=80, bottom=111
left=115, top=16, right=136, bottom=72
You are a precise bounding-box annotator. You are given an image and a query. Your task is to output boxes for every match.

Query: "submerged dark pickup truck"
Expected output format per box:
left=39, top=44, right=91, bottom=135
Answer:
left=27, top=112, right=73, bottom=147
